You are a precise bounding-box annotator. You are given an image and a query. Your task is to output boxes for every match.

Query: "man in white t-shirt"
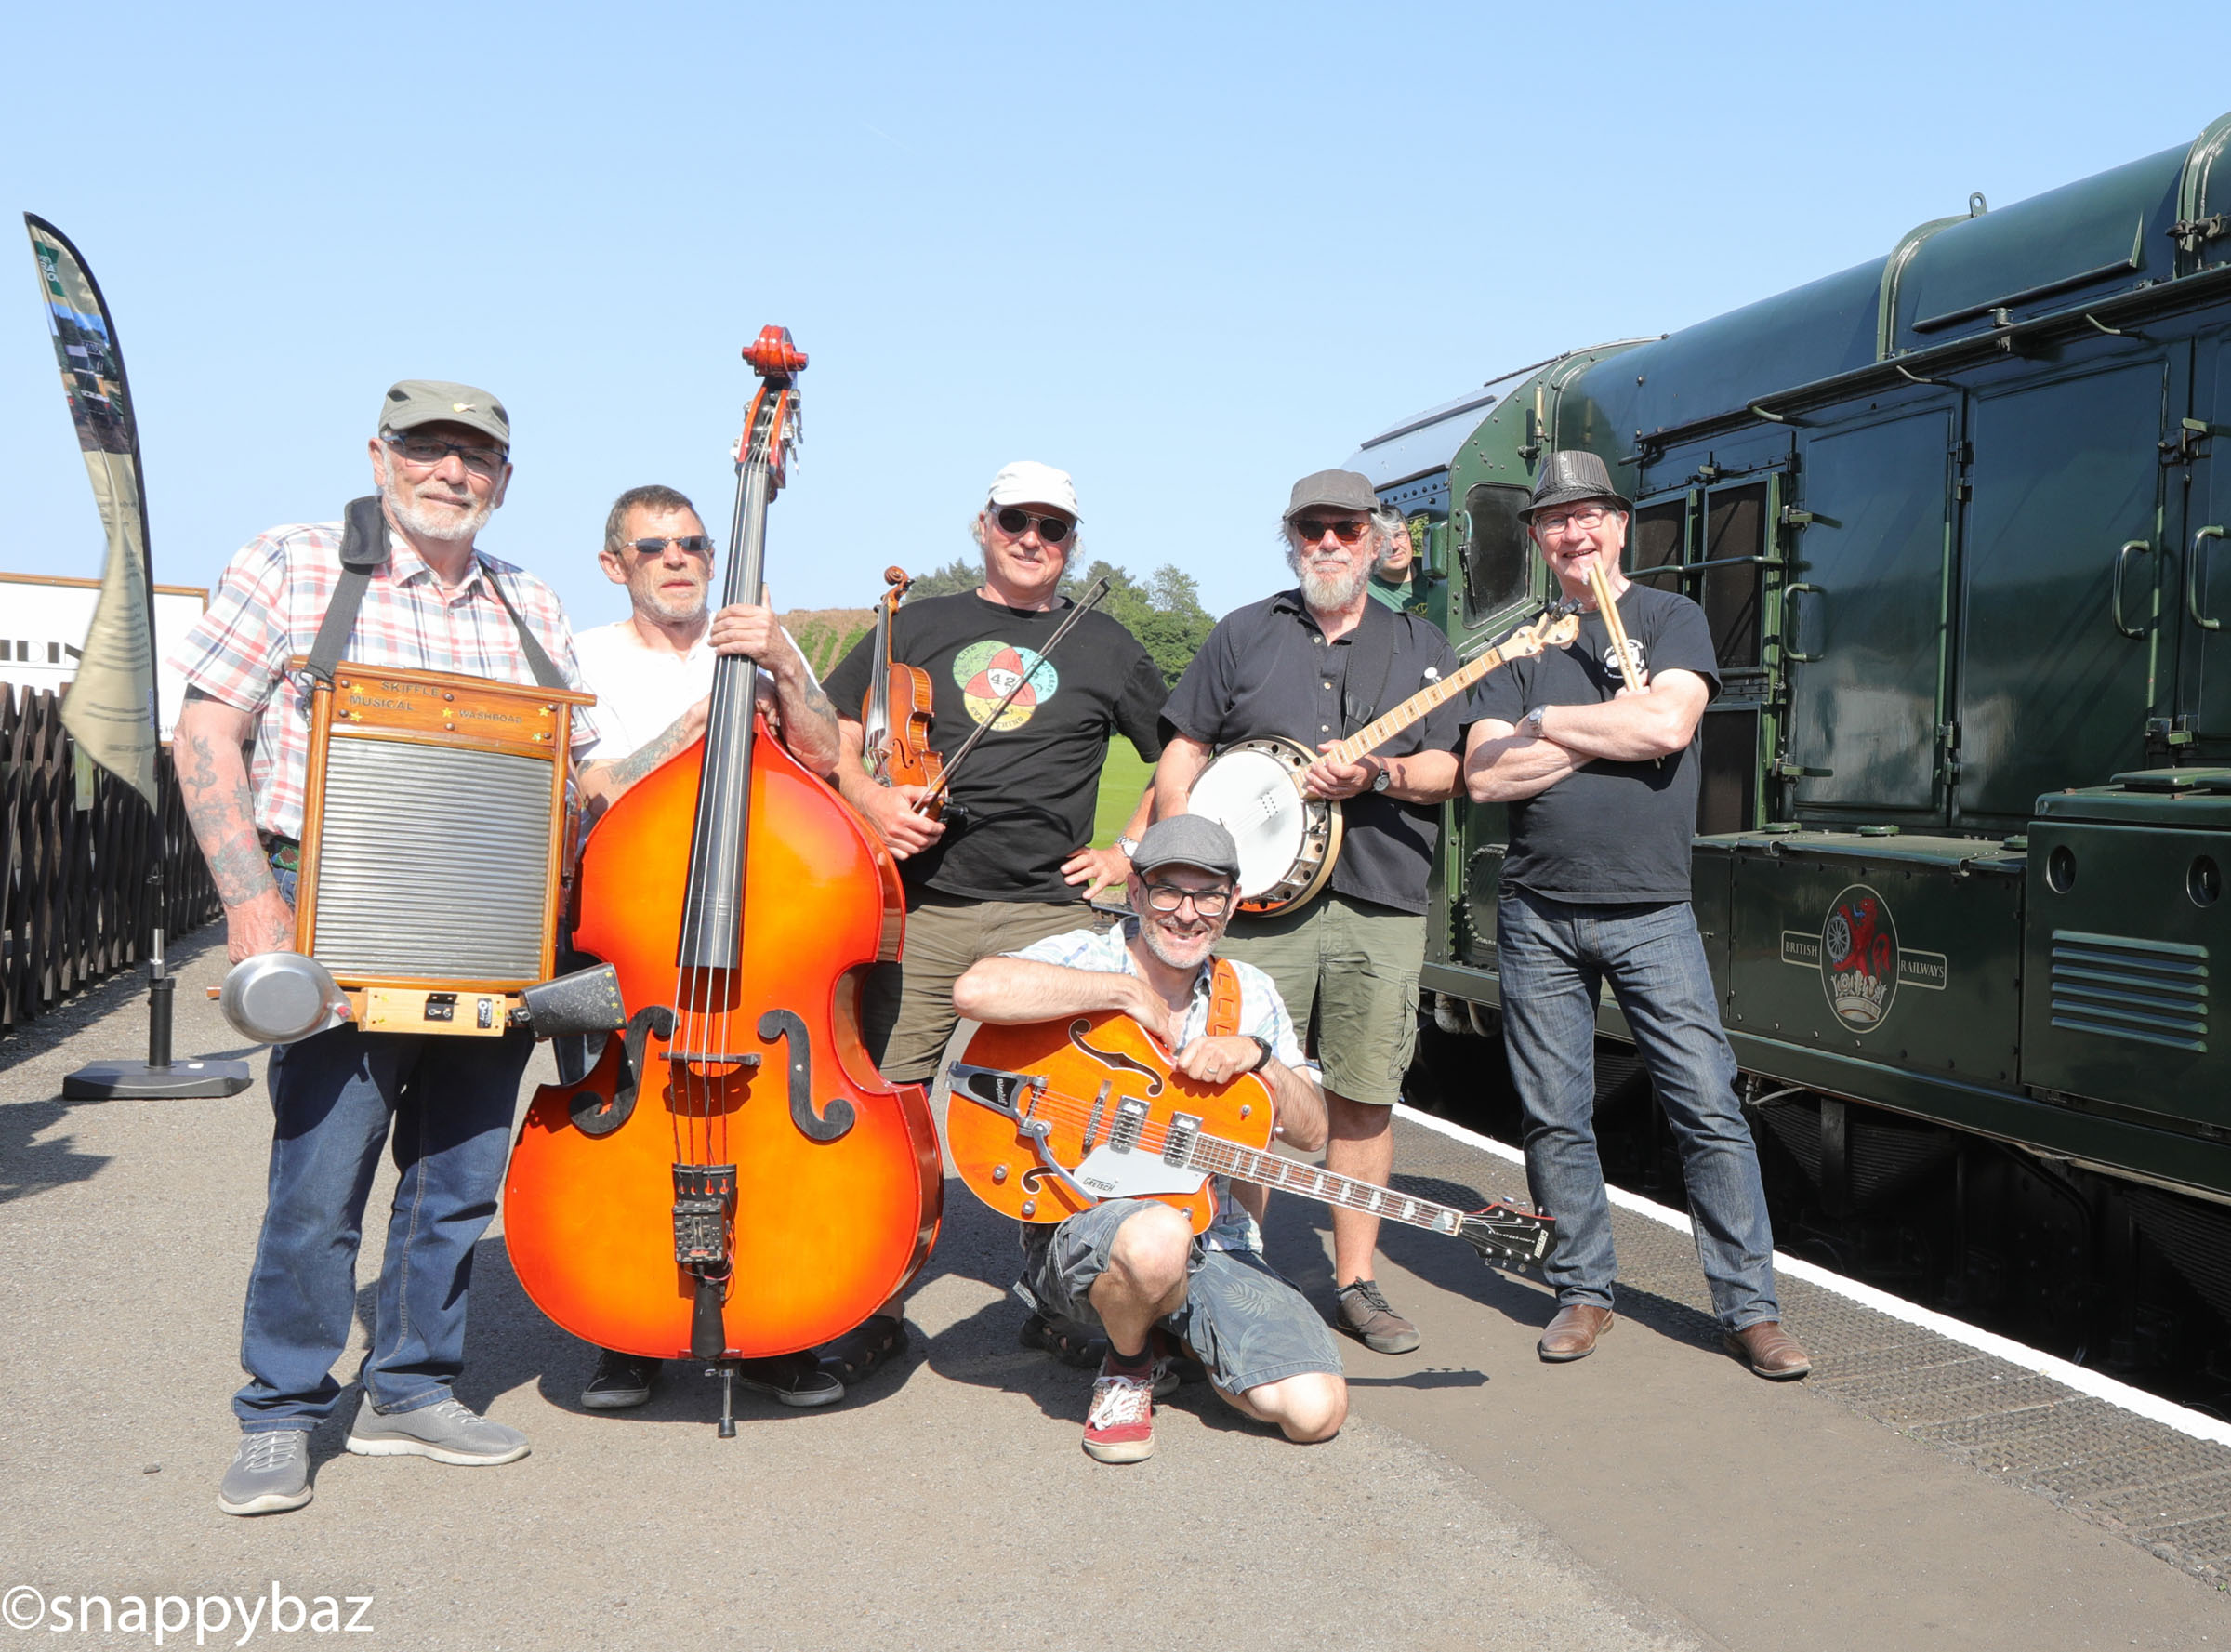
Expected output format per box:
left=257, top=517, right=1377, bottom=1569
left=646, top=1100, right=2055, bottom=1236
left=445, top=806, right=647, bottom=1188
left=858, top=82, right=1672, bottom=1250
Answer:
left=569, top=482, right=844, bottom=1414
left=574, top=483, right=837, bottom=823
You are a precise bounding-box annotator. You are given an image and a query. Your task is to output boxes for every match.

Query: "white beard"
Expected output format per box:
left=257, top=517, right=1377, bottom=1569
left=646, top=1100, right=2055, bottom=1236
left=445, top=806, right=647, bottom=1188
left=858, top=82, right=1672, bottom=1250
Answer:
left=1288, top=550, right=1371, bottom=612
left=384, top=473, right=494, bottom=544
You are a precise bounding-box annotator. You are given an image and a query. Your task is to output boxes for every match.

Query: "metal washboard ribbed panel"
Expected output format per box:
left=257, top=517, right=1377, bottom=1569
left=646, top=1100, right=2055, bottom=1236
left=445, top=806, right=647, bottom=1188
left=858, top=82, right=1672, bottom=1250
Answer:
left=310, top=740, right=554, bottom=982
left=2046, top=929, right=2210, bottom=1051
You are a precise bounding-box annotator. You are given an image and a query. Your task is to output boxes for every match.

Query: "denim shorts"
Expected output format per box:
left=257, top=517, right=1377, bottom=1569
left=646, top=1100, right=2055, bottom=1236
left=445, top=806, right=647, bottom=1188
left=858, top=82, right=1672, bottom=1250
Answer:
left=1015, top=1198, right=1343, bottom=1394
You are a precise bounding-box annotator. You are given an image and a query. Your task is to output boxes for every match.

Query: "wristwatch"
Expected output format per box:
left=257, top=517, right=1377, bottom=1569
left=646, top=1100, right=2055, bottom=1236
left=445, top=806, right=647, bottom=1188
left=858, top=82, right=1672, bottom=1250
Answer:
left=1523, top=705, right=1548, bottom=739
left=1244, top=1034, right=1274, bottom=1074
left=1115, top=835, right=1140, bottom=857
left=1368, top=760, right=1393, bottom=794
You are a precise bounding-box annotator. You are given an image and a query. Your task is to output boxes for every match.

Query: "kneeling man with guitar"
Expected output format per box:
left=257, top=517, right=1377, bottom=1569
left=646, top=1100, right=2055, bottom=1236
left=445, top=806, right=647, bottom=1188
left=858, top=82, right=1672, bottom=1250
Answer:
left=950, top=816, right=1347, bottom=1463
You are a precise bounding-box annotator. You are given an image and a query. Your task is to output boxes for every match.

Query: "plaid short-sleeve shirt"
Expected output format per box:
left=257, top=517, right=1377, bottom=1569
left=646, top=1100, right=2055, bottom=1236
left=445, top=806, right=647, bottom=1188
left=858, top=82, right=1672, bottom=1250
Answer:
left=169, top=520, right=592, bottom=841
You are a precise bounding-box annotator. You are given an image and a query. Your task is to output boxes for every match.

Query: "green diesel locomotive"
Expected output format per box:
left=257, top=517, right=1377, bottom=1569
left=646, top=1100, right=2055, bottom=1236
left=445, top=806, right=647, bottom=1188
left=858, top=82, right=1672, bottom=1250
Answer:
left=1353, top=110, right=2231, bottom=1378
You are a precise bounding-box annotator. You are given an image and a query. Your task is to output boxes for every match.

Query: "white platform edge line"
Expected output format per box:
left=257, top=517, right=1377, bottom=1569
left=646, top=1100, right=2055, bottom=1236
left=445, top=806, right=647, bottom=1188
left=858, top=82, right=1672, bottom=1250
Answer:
left=1393, top=1102, right=2231, bottom=1450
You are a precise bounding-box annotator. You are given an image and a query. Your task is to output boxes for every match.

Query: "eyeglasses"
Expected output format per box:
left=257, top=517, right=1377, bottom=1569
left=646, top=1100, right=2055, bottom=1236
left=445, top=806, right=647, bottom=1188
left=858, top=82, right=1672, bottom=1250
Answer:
left=1292, top=516, right=1370, bottom=544
left=385, top=434, right=507, bottom=477
left=1143, top=882, right=1234, bottom=917
left=622, top=535, right=715, bottom=557
left=991, top=507, right=1073, bottom=545
left=1533, top=506, right=1616, bottom=535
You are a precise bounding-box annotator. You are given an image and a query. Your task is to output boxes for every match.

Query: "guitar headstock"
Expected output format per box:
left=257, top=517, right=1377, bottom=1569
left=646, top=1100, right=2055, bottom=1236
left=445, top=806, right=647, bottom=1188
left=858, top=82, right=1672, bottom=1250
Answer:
left=1456, top=1200, right=1555, bottom=1268
left=1500, top=601, right=1584, bottom=659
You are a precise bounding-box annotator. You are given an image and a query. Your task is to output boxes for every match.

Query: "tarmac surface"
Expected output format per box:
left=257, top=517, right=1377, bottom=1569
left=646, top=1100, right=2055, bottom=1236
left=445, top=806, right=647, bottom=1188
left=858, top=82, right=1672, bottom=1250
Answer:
left=1, top=932, right=2227, bottom=1650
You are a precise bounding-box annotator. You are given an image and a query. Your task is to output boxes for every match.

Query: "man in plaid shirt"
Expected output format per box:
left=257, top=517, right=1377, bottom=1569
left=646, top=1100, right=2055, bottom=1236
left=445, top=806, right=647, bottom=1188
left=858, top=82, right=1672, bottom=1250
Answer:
left=172, top=380, right=591, bottom=1517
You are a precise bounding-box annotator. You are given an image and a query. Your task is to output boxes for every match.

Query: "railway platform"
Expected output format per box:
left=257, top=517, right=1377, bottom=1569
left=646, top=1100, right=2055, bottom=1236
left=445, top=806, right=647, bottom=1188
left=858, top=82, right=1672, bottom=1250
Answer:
left=0, top=932, right=2226, bottom=1650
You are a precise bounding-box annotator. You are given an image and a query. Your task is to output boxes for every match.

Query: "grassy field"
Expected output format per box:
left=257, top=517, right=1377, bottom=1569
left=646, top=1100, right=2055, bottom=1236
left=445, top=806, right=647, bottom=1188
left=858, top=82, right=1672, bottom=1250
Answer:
left=1092, top=741, right=1155, bottom=847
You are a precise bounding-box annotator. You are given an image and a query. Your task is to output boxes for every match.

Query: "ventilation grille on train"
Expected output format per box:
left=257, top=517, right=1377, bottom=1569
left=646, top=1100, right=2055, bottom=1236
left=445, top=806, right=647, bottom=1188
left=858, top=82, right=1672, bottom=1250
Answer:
left=308, top=740, right=554, bottom=984
left=2047, top=930, right=2209, bottom=1051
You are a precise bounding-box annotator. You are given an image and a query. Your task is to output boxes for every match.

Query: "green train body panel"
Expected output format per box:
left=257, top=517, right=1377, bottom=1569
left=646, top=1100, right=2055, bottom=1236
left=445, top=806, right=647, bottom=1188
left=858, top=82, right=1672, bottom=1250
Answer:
left=1353, top=110, right=2231, bottom=1204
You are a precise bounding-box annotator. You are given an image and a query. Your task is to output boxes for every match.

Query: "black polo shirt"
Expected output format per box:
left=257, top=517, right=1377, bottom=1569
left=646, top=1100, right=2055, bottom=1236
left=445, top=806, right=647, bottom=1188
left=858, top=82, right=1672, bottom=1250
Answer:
left=1161, top=589, right=1468, bottom=915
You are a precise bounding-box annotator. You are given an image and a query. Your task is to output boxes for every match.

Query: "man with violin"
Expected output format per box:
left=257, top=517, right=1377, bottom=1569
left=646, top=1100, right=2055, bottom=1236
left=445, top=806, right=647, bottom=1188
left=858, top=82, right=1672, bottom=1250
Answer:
left=566, top=482, right=849, bottom=1413
left=1462, top=450, right=1808, bottom=1380
left=172, top=381, right=592, bottom=1516
left=952, top=815, right=1346, bottom=1462
left=820, top=461, right=1167, bottom=1378
left=1155, top=469, right=1468, bottom=1358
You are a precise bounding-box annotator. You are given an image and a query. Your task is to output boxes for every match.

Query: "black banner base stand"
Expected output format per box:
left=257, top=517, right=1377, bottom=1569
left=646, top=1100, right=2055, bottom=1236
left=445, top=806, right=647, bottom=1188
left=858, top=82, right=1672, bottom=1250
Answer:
left=62, top=929, right=253, bottom=1101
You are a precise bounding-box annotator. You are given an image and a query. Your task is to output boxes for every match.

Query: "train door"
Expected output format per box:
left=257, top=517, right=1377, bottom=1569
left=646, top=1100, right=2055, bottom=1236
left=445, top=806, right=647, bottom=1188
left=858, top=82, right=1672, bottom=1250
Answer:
left=1784, top=408, right=1956, bottom=822
left=1955, top=357, right=2174, bottom=823
left=2186, top=329, right=2231, bottom=735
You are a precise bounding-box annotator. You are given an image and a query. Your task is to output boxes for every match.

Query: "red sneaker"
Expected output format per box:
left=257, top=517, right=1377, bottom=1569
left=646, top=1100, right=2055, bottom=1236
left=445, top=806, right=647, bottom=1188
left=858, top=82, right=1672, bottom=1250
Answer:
left=1082, top=1365, right=1155, bottom=1463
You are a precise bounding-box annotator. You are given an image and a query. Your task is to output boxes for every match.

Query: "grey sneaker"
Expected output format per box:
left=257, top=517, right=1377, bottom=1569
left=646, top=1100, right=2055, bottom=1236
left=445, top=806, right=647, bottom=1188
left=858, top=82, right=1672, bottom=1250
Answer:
left=1336, top=1279, right=1421, bottom=1355
left=345, top=1394, right=529, bottom=1466
left=218, top=1429, right=312, bottom=1515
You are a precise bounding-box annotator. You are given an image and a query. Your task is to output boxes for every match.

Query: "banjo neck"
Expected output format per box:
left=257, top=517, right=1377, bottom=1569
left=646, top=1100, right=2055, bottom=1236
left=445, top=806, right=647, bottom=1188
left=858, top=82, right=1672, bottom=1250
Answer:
left=1312, top=637, right=1521, bottom=778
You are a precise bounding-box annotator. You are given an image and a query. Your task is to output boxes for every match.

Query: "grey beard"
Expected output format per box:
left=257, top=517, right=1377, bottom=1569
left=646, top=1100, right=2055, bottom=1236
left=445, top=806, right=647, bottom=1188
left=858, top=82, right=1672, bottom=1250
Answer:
left=1288, top=550, right=1371, bottom=612
left=384, top=475, right=493, bottom=544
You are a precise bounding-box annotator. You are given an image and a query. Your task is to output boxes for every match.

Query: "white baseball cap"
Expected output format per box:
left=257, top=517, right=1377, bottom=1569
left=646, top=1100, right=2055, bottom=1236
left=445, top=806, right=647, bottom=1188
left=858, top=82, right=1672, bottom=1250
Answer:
left=985, top=460, right=1080, bottom=521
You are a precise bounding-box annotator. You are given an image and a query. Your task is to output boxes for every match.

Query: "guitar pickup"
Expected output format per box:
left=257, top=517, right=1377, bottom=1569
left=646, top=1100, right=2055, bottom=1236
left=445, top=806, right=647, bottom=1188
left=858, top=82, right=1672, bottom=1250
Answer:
left=1161, top=1112, right=1202, bottom=1168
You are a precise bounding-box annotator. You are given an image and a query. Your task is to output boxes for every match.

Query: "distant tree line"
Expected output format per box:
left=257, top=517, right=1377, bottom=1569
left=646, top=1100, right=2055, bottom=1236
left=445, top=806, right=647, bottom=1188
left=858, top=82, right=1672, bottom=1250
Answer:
left=904, top=556, right=1215, bottom=686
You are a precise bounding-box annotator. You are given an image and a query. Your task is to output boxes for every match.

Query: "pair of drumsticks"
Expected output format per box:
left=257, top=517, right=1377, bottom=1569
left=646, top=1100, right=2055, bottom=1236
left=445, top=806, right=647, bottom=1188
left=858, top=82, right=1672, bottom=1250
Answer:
left=1582, top=560, right=1660, bottom=768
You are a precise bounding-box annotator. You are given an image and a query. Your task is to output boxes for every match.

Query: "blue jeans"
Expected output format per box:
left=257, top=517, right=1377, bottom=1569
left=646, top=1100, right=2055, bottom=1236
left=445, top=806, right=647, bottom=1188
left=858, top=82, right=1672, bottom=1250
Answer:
left=1496, top=889, right=1779, bottom=1331
left=235, top=865, right=533, bottom=1430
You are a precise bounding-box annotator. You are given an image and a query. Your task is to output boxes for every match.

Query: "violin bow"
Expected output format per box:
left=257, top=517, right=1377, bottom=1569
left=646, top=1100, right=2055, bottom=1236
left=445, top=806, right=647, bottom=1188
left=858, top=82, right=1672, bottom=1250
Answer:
left=918, top=575, right=1112, bottom=813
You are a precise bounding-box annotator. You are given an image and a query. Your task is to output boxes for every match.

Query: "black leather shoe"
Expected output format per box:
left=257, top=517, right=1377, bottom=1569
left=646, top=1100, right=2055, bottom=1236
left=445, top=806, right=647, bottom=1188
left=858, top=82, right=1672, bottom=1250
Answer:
left=581, top=1349, right=660, bottom=1410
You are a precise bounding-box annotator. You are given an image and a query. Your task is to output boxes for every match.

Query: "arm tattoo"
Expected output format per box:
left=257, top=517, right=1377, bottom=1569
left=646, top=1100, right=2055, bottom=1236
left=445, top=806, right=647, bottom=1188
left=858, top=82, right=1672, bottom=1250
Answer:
left=178, top=724, right=277, bottom=908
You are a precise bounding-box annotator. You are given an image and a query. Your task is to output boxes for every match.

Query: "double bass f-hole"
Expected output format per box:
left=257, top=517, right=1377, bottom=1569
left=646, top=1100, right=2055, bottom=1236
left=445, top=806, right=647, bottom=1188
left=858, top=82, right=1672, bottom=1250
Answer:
left=570, top=1005, right=677, bottom=1139
left=1067, top=1017, right=1165, bottom=1095
left=758, top=1008, right=856, bottom=1143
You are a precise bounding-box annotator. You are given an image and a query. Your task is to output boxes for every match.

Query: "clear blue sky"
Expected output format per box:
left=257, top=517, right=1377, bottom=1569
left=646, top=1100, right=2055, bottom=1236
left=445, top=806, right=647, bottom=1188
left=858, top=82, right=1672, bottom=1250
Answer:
left=4, top=2, right=2225, bottom=640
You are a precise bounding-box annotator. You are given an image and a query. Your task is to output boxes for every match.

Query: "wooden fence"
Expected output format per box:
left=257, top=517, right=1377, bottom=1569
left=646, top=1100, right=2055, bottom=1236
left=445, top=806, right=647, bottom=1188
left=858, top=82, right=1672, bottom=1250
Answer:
left=0, top=684, right=220, bottom=1037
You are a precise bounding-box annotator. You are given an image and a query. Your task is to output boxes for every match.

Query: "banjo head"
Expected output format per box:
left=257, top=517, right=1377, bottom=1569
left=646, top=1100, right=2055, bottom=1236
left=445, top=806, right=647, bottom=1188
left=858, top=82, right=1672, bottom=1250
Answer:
left=1186, top=737, right=1338, bottom=907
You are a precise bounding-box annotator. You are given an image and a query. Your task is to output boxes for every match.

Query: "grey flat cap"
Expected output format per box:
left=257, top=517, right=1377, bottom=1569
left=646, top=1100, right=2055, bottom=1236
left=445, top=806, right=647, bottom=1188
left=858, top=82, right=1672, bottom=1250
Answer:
left=379, top=380, right=510, bottom=448
left=1133, top=815, right=1241, bottom=880
left=1523, top=450, right=1631, bottom=520
left=1283, top=469, right=1380, bottom=521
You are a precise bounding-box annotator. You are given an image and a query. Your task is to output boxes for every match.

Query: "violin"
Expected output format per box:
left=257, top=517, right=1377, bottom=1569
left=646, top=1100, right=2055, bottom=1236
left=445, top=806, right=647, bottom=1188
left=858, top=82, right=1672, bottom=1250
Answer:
left=861, top=566, right=945, bottom=805
left=502, top=328, right=941, bottom=1434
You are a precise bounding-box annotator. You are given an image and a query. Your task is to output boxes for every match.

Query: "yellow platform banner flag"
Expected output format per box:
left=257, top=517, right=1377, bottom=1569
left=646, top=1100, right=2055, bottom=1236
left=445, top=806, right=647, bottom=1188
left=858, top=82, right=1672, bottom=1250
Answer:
left=25, top=215, right=159, bottom=810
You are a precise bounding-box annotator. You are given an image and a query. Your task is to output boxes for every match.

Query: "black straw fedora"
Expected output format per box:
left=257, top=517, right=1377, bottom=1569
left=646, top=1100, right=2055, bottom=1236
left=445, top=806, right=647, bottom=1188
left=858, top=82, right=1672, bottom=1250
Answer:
left=1523, top=450, right=1632, bottom=520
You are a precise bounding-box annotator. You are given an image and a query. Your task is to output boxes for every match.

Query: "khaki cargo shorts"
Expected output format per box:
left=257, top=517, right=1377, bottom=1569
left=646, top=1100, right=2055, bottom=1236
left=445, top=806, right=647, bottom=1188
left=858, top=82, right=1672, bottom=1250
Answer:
left=1220, top=892, right=1425, bottom=1106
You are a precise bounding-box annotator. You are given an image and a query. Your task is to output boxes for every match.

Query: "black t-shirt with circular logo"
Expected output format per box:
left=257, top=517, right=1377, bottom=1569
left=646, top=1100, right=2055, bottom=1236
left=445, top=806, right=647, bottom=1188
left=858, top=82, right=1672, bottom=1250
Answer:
left=1470, top=582, right=1720, bottom=905
left=825, top=591, right=1168, bottom=903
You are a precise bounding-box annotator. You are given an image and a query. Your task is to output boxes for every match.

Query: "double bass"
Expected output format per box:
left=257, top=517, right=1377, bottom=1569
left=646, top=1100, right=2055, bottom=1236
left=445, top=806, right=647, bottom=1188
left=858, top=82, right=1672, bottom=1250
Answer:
left=503, top=328, right=941, bottom=1434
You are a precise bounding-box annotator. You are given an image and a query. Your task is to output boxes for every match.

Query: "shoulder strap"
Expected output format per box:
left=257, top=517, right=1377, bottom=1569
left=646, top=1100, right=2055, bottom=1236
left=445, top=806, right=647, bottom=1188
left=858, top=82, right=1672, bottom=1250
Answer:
left=1206, top=957, right=1245, bottom=1040
left=1340, top=603, right=1408, bottom=735
left=300, top=495, right=567, bottom=692
left=301, top=495, right=388, bottom=688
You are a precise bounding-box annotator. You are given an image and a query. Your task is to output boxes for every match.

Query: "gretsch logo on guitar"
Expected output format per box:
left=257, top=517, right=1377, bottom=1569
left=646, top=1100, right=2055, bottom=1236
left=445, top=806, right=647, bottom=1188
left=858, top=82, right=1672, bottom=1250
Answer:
left=1188, top=602, right=1583, bottom=916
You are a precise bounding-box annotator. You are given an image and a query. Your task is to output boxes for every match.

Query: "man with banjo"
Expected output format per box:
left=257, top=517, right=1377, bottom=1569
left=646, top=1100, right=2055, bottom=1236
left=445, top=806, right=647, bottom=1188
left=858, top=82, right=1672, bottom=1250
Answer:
left=1154, top=468, right=1470, bottom=1356
left=1461, top=450, right=1809, bottom=1380
left=819, top=460, right=1168, bottom=1379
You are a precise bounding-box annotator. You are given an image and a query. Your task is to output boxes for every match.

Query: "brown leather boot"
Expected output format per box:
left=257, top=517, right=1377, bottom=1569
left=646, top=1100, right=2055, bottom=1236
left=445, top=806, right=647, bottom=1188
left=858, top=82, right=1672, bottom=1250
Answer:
left=1724, top=1320, right=1811, bottom=1380
left=1538, top=1303, right=1614, bottom=1362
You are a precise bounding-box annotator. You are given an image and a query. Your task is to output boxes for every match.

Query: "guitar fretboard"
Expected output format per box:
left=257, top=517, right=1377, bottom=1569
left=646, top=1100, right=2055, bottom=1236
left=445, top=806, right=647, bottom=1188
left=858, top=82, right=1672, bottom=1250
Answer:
left=1323, top=642, right=1513, bottom=772
left=1187, top=1134, right=1466, bottom=1236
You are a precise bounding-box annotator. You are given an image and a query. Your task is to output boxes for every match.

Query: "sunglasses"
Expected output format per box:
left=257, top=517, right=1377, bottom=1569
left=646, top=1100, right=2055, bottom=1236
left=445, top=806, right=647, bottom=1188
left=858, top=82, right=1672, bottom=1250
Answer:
left=1293, top=516, right=1370, bottom=544
left=992, top=508, right=1073, bottom=545
left=386, top=434, right=507, bottom=477
left=623, top=535, right=715, bottom=557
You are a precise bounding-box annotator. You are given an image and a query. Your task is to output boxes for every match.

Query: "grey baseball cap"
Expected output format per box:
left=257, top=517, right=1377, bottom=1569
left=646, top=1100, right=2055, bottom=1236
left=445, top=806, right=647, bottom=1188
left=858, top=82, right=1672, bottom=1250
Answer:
left=1132, top=815, right=1241, bottom=881
left=378, top=380, right=510, bottom=448
left=1282, top=469, right=1380, bottom=522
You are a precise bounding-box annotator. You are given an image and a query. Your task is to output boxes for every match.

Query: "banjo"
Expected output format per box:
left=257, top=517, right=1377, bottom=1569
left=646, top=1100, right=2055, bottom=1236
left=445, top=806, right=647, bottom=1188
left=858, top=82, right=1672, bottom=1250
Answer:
left=1187, top=604, right=1581, bottom=914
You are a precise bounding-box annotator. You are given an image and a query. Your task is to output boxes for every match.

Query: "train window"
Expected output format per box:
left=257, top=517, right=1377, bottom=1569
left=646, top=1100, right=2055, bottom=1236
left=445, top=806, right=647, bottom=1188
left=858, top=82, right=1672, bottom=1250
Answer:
left=1461, top=483, right=1531, bottom=622
left=1696, top=707, right=1758, bottom=835
left=1630, top=499, right=1686, bottom=594
left=1703, top=484, right=1765, bottom=668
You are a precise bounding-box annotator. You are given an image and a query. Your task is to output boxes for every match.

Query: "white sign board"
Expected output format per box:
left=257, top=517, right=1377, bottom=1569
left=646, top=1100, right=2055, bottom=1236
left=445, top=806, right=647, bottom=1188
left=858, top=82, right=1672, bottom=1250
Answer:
left=0, top=575, right=206, bottom=740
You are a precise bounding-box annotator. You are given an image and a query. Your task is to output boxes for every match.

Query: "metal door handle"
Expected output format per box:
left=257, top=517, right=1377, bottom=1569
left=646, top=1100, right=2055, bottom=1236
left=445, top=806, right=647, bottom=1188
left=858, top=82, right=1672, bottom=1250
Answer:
left=2191, top=525, right=2227, bottom=632
left=1784, top=582, right=1824, bottom=663
left=2111, top=540, right=2149, bottom=639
